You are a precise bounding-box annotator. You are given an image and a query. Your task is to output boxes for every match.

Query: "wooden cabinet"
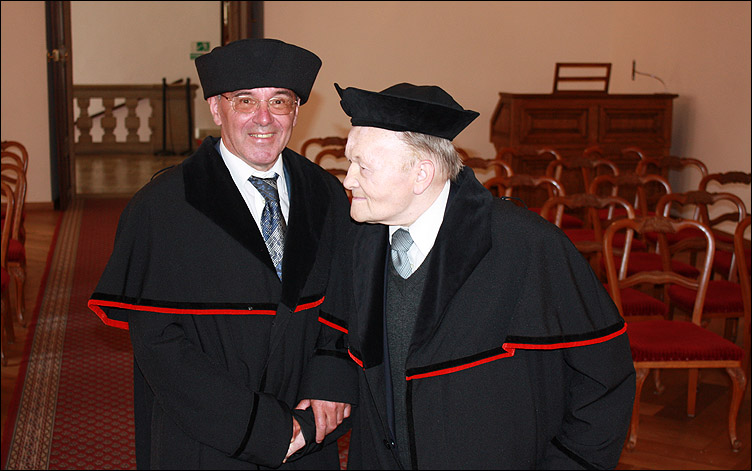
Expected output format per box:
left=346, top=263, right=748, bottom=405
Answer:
left=490, top=92, right=678, bottom=203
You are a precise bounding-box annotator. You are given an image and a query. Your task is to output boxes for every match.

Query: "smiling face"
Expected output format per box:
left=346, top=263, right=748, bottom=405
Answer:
left=209, top=87, right=299, bottom=171
left=343, top=126, right=425, bottom=226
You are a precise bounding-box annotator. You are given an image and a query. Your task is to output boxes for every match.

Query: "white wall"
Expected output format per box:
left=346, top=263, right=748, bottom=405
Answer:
left=1, top=0, right=51, bottom=204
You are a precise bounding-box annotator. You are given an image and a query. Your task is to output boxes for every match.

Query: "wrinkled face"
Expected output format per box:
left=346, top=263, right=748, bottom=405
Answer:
left=209, top=87, right=298, bottom=171
left=343, top=126, right=418, bottom=225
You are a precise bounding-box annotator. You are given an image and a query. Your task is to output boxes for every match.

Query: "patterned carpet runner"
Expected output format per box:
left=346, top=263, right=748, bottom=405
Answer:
left=2, top=197, right=350, bottom=470
left=3, top=198, right=134, bottom=470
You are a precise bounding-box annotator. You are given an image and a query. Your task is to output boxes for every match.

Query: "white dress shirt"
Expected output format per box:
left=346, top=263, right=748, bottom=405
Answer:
left=389, top=179, right=451, bottom=275
left=219, top=139, right=290, bottom=234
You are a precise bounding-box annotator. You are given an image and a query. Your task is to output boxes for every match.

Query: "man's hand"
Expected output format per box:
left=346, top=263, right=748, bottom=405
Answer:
left=296, top=399, right=352, bottom=443
left=283, top=417, right=305, bottom=463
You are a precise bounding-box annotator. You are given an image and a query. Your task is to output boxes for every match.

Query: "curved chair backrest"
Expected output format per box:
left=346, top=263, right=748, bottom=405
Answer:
left=1, top=141, right=28, bottom=173
left=0, top=162, right=26, bottom=240
left=698, top=171, right=751, bottom=192
left=590, top=172, right=671, bottom=218
left=1, top=181, right=14, bottom=268
left=484, top=173, right=565, bottom=202
left=300, top=136, right=347, bottom=160
left=603, top=216, right=714, bottom=323
left=734, top=216, right=751, bottom=372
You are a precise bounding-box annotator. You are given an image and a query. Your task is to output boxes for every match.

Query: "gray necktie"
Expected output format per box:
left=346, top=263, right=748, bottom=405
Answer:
left=249, top=174, right=286, bottom=280
left=391, top=228, right=414, bottom=279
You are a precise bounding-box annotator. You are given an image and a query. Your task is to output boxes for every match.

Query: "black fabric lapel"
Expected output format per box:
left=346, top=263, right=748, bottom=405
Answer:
left=410, top=168, right=493, bottom=353
left=278, top=148, right=328, bottom=306
left=183, top=137, right=271, bottom=265
left=352, top=224, right=389, bottom=368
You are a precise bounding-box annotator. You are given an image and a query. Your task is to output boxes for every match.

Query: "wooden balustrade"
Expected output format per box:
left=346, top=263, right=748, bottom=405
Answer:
left=73, top=83, right=198, bottom=155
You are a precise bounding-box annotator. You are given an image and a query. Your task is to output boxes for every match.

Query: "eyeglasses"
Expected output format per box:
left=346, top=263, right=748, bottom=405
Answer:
left=220, top=94, right=298, bottom=115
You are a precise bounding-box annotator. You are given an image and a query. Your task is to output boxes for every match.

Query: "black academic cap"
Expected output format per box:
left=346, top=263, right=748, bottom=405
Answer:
left=195, top=38, right=322, bottom=103
left=335, top=82, right=479, bottom=141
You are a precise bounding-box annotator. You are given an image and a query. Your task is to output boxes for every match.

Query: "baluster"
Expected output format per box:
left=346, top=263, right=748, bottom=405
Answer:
left=101, top=97, right=117, bottom=143
left=76, top=96, right=92, bottom=144
left=125, top=98, right=140, bottom=143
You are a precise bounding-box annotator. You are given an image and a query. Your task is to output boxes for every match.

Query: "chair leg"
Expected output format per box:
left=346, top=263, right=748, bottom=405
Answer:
left=2, top=294, right=15, bottom=344
left=653, top=369, right=665, bottom=394
left=9, top=262, right=26, bottom=327
left=725, top=366, right=747, bottom=451
left=627, top=367, right=649, bottom=451
left=687, top=368, right=698, bottom=417
left=723, top=318, right=738, bottom=343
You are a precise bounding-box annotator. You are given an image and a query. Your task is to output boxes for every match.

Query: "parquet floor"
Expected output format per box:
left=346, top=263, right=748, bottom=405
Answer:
left=2, top=155, right=750, bottom=469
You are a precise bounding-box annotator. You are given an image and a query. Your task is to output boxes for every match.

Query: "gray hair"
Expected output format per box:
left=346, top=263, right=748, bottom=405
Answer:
left=398, top=132, right=464, bottom=181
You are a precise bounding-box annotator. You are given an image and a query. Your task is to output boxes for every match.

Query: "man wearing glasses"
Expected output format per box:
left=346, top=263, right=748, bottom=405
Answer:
left=89, top=39, right=356, bottom=470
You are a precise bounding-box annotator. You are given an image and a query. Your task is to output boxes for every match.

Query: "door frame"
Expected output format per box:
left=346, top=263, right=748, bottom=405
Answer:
left=45, top=0, right=74, bottom=210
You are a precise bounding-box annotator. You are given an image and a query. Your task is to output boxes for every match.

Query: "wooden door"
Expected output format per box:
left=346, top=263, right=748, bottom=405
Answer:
left=45, top=1, right=74, bottom=210
left=222, top=1, right=264, bottom=45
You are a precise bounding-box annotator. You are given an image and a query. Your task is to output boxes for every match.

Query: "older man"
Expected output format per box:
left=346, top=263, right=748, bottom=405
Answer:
left=88, top=39, right=356, bottom=469
left=321, top=82, right=635, bottom=469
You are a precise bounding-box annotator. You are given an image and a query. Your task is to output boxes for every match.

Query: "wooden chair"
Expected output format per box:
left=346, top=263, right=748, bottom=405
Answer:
left=637, top=155, right=709, bottom=218
left=536, top=147, right=564, bottom=162
left=1, top=181, right=16, bottom=365
left=544, top=150, right=619, bottom=228
left=603, top=216, right=747, bottom=451
left=1, top=162, right=27, bottom=326
left=663, top=203, right=749, bottom=342
left=620, top=146, right=649, bottom=167
left=734, top=217, right=752, bottom=375
left=698, top=171, right=752, bottom=280
left=540, top=193, right=635, bottom=279
left=1, top=151, right=28, bottom=244
left=699, top=171, right=752, bottom=193
left=546, top=147, right=619, bottom=196
left=483, top=173, right=565, bottom=215
left=590, top=172, right=672, bottom=228
left=300, top=136, right=347, bottom=160
left=621, top=190, right=744, bottom=283
left=1, top=141, right=29, bottom=173
left=462, top=148, right=514, bottom=183
left=455, top=146, right=470, bottom=161
left=636, top=154, right=708, bottom=181
left=314, top=147, right=348, bottom=177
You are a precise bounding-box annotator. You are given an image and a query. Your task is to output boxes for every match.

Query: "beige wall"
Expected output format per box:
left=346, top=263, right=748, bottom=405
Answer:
left=2, top=1, right=750, bottom=210
left=71, top=1, right=220, bottom=137
left=1, top=0, right=51, bottom=203
left=267, top=1, right=750, bottom=209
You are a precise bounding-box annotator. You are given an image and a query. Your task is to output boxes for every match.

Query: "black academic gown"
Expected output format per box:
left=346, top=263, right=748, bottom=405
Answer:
left=323, top=167, right=635, bottom=470
left=89, top=137, right=358, bottom=470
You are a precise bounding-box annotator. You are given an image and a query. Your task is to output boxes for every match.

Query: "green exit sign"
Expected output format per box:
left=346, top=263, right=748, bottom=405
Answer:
left=191, top=41, right=211, bottom=60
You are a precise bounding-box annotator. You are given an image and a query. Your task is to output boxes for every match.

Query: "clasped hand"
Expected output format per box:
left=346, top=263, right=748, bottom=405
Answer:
left=283, top=399, right=352, bottom=462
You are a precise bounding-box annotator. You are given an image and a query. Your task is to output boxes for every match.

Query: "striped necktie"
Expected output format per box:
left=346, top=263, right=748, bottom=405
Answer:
left=391, top=228, right=414, bottom=279
left=249, top=174, right=286, bottom=280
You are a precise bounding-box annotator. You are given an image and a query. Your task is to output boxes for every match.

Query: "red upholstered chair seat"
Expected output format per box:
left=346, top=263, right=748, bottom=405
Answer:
left=611, top=286, right=669, bottom=318
left=530, top=207, right=583, bottom=228
left=566, top=228, right=647, bottom=250
left=628, top=320, right=744, bottom=362
left=713, top=247, right=751, bottom=278
left=605, top=252, right=700, bottom=278
left=644, top=226, right=705, bottom=245
left=598, top=207, right=656, bottom=222
left=669, top=281, right=743, bottom=313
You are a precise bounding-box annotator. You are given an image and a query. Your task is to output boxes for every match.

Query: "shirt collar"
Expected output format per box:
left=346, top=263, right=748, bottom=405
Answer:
left=219, top=139, right=287, bottom=196
left=389, top=179, right=450, bottom=256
